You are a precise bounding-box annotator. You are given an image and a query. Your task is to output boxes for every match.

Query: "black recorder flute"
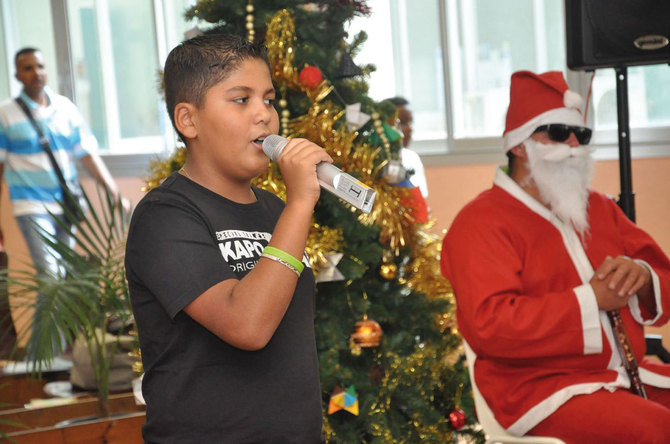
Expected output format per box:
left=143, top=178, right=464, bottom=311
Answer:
left=607, top=309, right=647, bottom=398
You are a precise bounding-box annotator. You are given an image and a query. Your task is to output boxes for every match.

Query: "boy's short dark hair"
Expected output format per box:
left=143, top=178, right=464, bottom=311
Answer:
left=163, top=33, right=271, bottom=141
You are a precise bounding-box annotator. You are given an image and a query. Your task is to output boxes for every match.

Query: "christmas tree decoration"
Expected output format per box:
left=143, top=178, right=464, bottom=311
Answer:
left=345, top=102, right=370, bottom=131
left=184, top=26, right=203, bottom=40
left=144, top=146, right=187, bottom=191
left=328, top=385, right=360, bottom=415
left=304, top=223, right=344, bottom=273
left=298, top=3, right=320, bottom=12
left=299, top=65, right=323, bottom=89
left=370, top=111, right=390, bottom=149
left=449, top=408, right=466, bottom=430
left=245, top=1, right=255, bottom=42
left=381, top=160, right=406, bottom=184
left=314, top=252, right=345, bottom=283
left=265, top=9, right=301, bottom=90
left=351, top=316, right=383, bottom=348
left=278, top=95, right=290, bottom=137
left=369, top=121, right=403, bottom=146
left=436, top=312, right=455, bottom=333
left=379, top=262, right=397, bottom=281
left=399, top=230, right=455, bottom=301
left=400, top=186, right=429, bottom=224
left=336, top=51, right=363, bottom=78
left=356, top=184, right=414, bottom=255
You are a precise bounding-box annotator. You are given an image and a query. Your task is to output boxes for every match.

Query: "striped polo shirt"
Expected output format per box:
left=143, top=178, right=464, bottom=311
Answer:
left=0, top=87, right=96, bottom=216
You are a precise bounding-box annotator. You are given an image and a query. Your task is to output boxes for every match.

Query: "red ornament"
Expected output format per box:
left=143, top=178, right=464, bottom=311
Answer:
left=299, top=65, right=323, bottom=89
left=449, top=408, right=466, bottom=430
left=400, top=186, right=429, bottom=224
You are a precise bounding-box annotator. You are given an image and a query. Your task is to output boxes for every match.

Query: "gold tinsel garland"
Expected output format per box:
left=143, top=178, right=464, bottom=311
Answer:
left=400, top=230, right=454, bottom=303
left=267, top=11, right=418, bottom=254
left=305, top=223, right=344, bottom=274
left=366, top=345, right=456, bottom=441
left=266, top=9, right=301, bottom=91
left=143, top=147, right=187, bottom=191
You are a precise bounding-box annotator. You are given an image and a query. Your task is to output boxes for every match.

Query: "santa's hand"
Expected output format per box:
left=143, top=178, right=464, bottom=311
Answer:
left=590, top=257, right=630, bottom=310
left=597, top=255, right=651, bottom=297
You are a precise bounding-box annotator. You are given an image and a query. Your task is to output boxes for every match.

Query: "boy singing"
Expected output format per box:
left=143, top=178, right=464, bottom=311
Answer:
left=125, top=33, right=331, bottom=442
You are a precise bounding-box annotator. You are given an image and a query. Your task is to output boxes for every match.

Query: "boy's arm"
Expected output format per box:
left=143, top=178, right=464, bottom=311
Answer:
left=183, top=138, right=331, bottom=351
left=80, top=154, right=130, bottom=211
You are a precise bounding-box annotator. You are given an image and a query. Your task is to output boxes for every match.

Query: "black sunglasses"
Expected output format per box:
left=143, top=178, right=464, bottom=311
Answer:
left=533, top=124, right=592, bottom=145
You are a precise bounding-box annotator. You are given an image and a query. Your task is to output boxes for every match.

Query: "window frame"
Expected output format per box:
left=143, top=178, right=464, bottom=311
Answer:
left=367, top=0, right=670, bottom=166
left=2, top=0, right=668, bottom=177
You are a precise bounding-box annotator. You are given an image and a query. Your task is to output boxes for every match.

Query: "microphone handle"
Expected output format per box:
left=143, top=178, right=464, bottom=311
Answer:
left=315, top=163, right=376, bottom=214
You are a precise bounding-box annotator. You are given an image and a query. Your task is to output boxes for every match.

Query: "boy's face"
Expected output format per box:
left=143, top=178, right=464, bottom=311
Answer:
left=190, top=58, right=279, bottom=183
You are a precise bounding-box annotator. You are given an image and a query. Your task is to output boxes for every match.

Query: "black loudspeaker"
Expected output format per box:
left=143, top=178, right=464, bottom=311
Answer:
left=565, top=0, right=670, bottom=70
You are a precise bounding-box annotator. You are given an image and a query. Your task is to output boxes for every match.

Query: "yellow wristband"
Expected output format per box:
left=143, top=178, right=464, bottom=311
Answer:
left=262, top=246, right=305, bottom=274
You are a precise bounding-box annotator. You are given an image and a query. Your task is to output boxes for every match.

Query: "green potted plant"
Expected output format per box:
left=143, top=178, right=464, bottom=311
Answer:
left=1, top=185, right=135, bottom=418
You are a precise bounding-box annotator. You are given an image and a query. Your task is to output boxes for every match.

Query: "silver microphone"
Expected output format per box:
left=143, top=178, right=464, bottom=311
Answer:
left=262, top=135, right=376, bottom=214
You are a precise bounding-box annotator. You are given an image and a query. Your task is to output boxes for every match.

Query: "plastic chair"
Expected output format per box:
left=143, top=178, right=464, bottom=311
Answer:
left=463, top=340, right=566, bottom=444
left=645, top=334, right=670, bottom=363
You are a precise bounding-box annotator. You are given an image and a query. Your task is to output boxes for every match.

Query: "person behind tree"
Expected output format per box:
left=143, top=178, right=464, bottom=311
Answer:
left=385, top=96, right=428, bottom=198
left=125, top=33, right=331, bottom=442
left=0, top=47, right=127, bottom=359
left=441, top=70, right=670, bottom=443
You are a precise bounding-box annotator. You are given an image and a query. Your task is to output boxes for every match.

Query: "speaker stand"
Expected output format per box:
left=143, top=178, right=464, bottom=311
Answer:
left=614, top=67, right=636, bottom=222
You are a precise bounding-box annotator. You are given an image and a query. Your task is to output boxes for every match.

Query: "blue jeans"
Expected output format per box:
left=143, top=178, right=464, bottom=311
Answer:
left=16, top=213, right=74, bottom=278
left=16, top=213, right=75, bottom=358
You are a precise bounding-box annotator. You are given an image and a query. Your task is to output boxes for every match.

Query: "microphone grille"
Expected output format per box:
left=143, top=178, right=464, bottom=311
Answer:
left=262, top=135, right=288, bottom=161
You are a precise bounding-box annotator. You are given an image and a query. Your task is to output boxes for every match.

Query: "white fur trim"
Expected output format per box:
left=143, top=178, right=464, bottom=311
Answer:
left=628, top=259, right=663, bottom=324
left=640, top=367, right=670, bottom=389
left=574, top=284, right=602, bottom=354
left=563, top=89, right=582, bottom=109
left=503, top=107, right=584, bottom=151
left=507, top=379, right=627, bottom=436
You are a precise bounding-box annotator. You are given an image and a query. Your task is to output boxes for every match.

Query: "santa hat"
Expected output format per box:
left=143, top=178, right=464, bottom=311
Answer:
left=503, top=70, right=585, bottom=151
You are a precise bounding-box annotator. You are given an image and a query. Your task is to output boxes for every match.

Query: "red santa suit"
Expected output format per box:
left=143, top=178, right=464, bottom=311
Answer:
left=441, top=167, right=670, bottom=435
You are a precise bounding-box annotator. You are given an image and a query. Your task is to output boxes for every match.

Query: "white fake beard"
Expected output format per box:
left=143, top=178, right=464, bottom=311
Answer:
left=524, top=138, right=595, bottom=237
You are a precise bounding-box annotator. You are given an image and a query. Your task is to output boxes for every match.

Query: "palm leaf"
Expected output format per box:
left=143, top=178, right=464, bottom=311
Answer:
left=1, top=184, right=134, bottom=416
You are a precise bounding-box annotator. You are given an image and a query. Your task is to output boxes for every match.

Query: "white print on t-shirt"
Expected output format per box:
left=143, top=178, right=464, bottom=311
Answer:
left=215, top=229, right=311, bottom=274
left=219, top=239, right=265, bottom=261
left=215, top=230, right=272, bottom=242
left=216, top=229, right=271, bottom=273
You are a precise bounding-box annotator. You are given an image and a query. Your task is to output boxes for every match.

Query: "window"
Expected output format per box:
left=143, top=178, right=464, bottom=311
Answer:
left=350, top=0, right=448, bottom=151
left=66, top=0, right=164, bottom=153
left=592, top=66, right=670, bottom=130
left=0, top=0, right=199, bottom=167
left=1, top=0, right=58, bottom=99
left=350, top=0, right=670, bottom=161
left=2, top=0, right=668, bottom=169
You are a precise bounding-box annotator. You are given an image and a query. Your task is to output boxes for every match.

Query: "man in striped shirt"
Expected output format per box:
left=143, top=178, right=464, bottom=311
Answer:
left=0, top=47, right=125, bottom=357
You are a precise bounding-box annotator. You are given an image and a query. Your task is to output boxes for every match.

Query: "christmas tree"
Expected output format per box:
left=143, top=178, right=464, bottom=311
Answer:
left=146, top=1, right=483, bottom=442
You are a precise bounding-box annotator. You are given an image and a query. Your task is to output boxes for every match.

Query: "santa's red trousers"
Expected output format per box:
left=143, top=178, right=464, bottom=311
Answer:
left=528, top=385, right=670, bottom=443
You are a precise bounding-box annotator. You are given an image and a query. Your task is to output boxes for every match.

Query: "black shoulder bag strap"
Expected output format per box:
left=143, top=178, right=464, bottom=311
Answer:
left=15, top=97, right=84, bottom=220
left=14, top=97, right=72, bottom=193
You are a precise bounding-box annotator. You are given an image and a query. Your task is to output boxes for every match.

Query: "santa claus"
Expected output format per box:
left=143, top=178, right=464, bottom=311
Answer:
left=441, top=70, right=670, bottom=443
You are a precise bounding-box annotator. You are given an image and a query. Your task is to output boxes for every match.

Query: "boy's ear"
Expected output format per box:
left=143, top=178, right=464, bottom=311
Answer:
left=174, top=103, right=198, bottom=139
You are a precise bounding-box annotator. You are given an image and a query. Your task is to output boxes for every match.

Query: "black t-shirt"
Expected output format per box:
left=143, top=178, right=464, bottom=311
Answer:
left=125, top=173, right=322, bottom=443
